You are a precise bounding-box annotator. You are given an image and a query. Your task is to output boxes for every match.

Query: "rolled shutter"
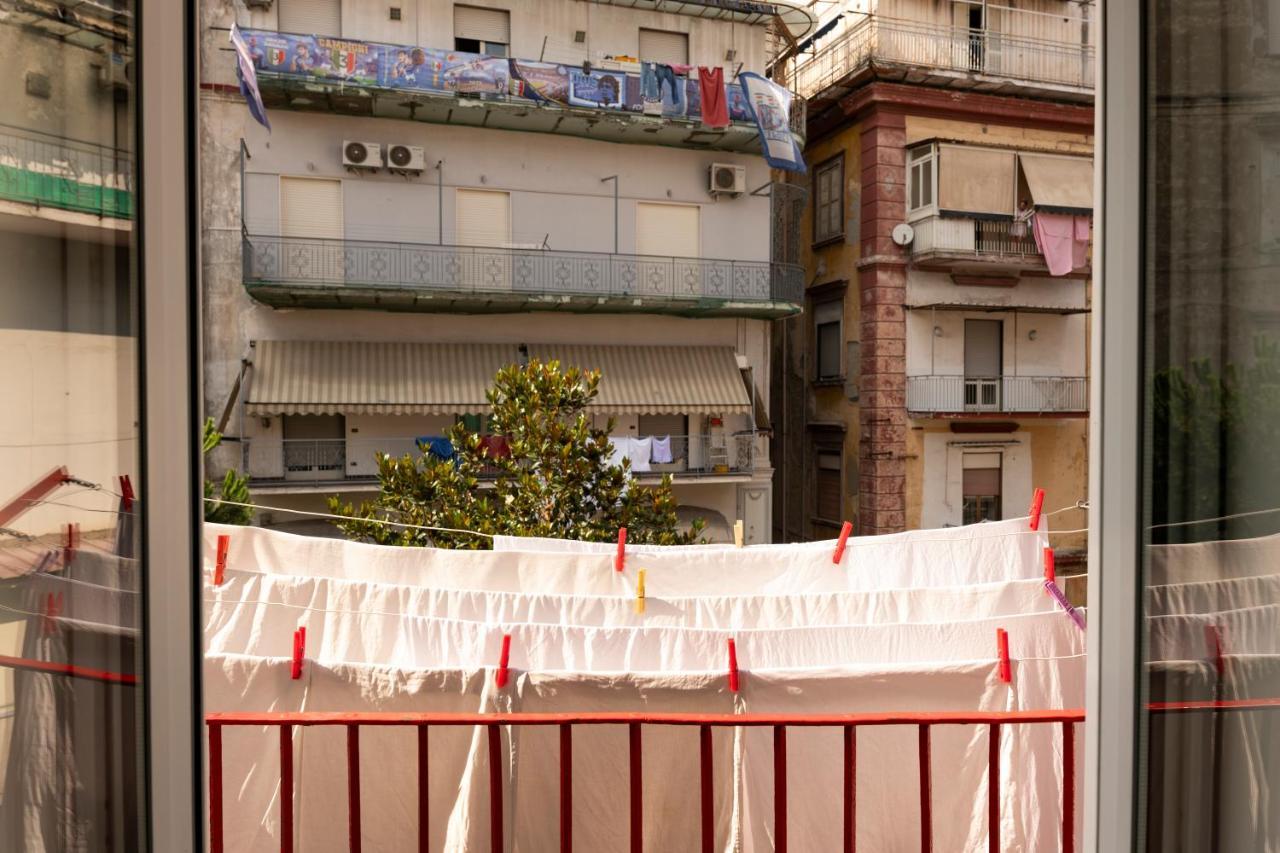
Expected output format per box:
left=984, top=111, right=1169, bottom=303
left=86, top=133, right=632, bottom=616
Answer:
left=280, top=177, right=343, bottom=239
left=277, top=0, right=341, bottom=36
left=639, top=28, right=690, bottom=65
left=938, top=145, right=1016, bottom=216
left=635, top=202, right=699, bottom=258
left=455, top=189, right=511, bottom=247
left=454, top=5, right=511, bottom=44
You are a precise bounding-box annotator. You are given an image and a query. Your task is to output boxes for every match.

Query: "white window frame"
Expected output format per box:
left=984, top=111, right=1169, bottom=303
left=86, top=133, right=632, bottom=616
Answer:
left=907, top=142, right=938, bottom=221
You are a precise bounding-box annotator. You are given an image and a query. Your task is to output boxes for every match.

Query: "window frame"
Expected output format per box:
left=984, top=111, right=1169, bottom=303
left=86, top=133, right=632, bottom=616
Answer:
left=907, top=142, right=938, bottom=221
left=812, top=154, right=845, bottom=246
left=813, top=445, right=844, bottom=526
left=812, top=296, right=844, bottom=383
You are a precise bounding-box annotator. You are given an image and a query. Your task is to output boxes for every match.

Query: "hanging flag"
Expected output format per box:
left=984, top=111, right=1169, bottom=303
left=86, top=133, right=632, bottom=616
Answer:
left=230, top=24, right=271, bottom=131
left=738, top=72, right=804, bottom=172
left=697, top=66, right=729, bottom=130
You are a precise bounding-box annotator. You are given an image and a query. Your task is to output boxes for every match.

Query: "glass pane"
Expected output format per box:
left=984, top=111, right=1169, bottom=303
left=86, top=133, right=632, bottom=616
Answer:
left=0, top=2, right=144, bottom=848
left=1140, top=4, right=1280, bottom=849
left=817, top=321, right=841, bottom=378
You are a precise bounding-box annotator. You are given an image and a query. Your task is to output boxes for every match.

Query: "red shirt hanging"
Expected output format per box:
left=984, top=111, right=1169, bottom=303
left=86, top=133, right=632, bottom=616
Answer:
left=698, top=66, right=730, bottom=129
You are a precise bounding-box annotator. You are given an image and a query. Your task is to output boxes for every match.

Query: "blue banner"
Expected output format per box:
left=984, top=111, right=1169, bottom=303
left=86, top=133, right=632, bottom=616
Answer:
left=738, top=72, right=805, bottom=172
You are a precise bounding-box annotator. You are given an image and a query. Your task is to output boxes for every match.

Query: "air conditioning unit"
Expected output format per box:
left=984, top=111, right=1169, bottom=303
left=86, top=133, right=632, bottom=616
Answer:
left=709, top=163, right=746, bottom=197
left=342, top=140, right=382, bottom=171
left=97, top=51, right=132, bottom=91
left=386, top=143, right=425, bottom=174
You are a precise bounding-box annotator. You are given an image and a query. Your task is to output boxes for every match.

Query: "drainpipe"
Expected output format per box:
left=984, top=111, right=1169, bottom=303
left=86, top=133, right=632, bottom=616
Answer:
left=435, top=160, right=444, bottom=244
left=601, top=175, right=619, bottom=254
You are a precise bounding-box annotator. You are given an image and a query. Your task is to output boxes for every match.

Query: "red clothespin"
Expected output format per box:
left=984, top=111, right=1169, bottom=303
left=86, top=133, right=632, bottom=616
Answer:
left=61, top=523, right=79, bottom=567
left=1028, top=488, right=1046, bottom=531
left=1204, top=625, right=1225, bottom=678
left=214, top=534, right=230, bottom=587
left=495, top=633, right=512, bottom=688
left=832, top=521, right=852, bottom=565
left=727, top=638, right=740, bottom=693
left=290, top=626, right=306, bottom=680
left=1043, top=546, right=1056, bottom=587
left=615, top=527, right=627, bottom=573
left=118, top=475, right=135, bottom=511
left=42, top=592, right=64, bottom=636
left=996, top=628, right=1012, bottom=684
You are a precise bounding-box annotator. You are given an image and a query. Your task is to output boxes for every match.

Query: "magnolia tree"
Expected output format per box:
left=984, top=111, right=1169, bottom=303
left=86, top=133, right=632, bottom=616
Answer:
left=330, top=359, right=704, bottom=548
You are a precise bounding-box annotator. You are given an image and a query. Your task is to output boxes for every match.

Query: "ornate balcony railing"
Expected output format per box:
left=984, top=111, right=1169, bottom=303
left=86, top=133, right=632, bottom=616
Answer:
left=243, top=234, right=804, bottom=316
left=906, top=375, right=1088, bottom=415
left=793, top=15, right=1095, bottom=99
left=0, top=124, right=133, bottom=219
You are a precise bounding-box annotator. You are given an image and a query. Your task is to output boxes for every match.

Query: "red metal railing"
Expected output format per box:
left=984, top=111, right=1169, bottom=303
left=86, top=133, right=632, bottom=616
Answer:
left=206, top=709, right=1085, bottom=853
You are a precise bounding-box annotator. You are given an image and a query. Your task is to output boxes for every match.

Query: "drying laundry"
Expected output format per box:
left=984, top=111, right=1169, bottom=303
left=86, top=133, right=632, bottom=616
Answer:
left=697, top=66, right=729, bottom=128
left=628, top=435, right=653, bottom=472
left=1032, top=212, right=1086, bottom=276
left=651, top=434, right=674, bottom=464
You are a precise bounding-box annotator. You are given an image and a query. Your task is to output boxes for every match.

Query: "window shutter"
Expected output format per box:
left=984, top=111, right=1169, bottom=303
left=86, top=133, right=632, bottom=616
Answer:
left=639, top=28, right=690, bottom=65
left=280, top=177, right=343, bottom=239
left=277, top=0, right=341, bottom=36
left=455, top=189, right=511, bottom=247
left=635, top=202, right=700, bottom=258
left=455, top=5, right=511, bottom=44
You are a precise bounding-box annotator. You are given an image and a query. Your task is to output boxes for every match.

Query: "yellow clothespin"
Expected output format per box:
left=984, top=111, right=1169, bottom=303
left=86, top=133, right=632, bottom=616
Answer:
left=734, top=520, right=744, bottom=548
left=635, top=568, right=647, bottom=615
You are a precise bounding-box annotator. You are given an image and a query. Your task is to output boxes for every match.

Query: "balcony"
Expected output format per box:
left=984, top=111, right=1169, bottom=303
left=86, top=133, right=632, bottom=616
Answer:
left=244, top=433, right=759, bottom=489
left=243, top=234, right=803, bottom=318
left=237, top=28, right=805, bottom=153
left=906, top=375, right=1088, bottom=417
left=793, top=15, right=1094, bottom=104
left=0, top=124, right=132, bottom=237
left=911, top=216, right=1061, bottom=272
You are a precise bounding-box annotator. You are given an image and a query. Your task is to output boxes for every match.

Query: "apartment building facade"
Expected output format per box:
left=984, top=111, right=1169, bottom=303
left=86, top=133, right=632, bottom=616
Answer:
left=772, top=0, right=1093, bottom=556
left=200, top=0, right=813, bottom=543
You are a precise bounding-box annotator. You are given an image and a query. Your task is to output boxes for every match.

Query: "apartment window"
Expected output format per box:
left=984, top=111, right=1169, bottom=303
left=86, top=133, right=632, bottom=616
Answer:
left=455, top=188, right=511, bottom=246
left=961, top=453, right=1002, bottom=525
left=454, top=5, right=510, bottom=56
left=636, top=202, right=700, bottom=258
left=639, top=28, right=690, bottom=65
left=280, top=177, right=343, bottom=239
left=813, top=155, right=844, bottom=244
left=815, top=449, right=843, bottom=522
left=907, top=144, right=936, bottom=215
left=814, top=299, right=843, bottom=381
left=278, top=0, right=341, bottom=36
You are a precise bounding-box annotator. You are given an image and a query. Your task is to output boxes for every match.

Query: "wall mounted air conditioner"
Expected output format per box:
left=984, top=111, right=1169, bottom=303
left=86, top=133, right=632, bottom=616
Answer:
left=343, top=141, right=382, bottom=171
left=386, top=143, right=425, bottom=175
left=97, top=51, right=132, bottom=91
left=709, top=163, right=746, bottom=197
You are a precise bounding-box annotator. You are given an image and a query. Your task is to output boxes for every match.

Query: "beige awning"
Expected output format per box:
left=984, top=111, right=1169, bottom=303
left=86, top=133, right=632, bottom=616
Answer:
left=938, top=145, right=1016, bottom=216
left=246, top=341, right=752, bottom=416
left=246, top=340, right=519, bottom=416
left=525, top=344, right=752, bottom=414
left=1019, top=153, right=1094, bottom=212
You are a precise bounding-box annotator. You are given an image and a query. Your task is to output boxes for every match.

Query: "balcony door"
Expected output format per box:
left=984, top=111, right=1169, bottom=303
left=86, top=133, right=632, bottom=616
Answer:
left=964, top=319, right=1003, bottom=410
left=455, top=188, right=511, bottom=291
left=280, top=176, right=343, bottom=284
left=282, top=414, right=346, bottom=482
left=635, top=202, right=700, bottom=299
left=278, top=0, right=341, bottom=38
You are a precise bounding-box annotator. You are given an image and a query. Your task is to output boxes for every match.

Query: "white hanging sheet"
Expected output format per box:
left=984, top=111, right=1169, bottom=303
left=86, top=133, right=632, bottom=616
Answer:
left=1148, top=531, right=1280, bottom=585
left=1148, top=571, right=1280, bottom=617
left=1147, top=602, right=1280, bottom=661
left=205, top=517, right=1049, bottom=595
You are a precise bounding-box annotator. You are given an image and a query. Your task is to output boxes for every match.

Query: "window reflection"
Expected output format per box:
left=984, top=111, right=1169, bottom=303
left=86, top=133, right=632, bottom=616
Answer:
left=0, top=0, right=142, bottom=848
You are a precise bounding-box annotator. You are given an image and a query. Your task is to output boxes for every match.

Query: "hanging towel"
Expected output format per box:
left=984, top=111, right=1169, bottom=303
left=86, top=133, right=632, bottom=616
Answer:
left=697, top=66, right=729, bottom=129
left=607, top=434, right=631, bottom=469
left=417, top=436, right=455, bottom=462
left=652, top=435, right=674, bottom=464
left=1031, top=212, right=1077, bottom=276
left=629, top=436, right=653, bottom=473
left=1072, top=215, right=1091, bottom=270
left=640, top=62, right=662, bottom=114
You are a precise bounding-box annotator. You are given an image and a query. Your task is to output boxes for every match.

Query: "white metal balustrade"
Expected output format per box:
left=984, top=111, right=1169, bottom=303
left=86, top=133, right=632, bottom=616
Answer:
left=910, top=216, right=1044, bottom=260
left=906, top=376, right=1088, bottom=414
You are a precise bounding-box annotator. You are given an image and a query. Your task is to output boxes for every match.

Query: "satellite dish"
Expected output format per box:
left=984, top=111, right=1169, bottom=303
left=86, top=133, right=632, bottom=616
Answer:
left=892, top=223, right=915, bottom=247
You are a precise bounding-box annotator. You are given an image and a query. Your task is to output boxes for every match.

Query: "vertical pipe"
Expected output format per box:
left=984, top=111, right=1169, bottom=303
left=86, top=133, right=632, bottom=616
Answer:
left=488, top=724, right=504, bottom=853
left=1062, top=721, right=1075, bottom=853
left=418, top=725, right=430, bottom=853
left=280, top=725, right=294, bottom=853
left=700, top=725, right=714, bottom=853
left=560, top=724, right=573, bottom=853
left=774, top=725, right=787, bottom=853
left=209, top=724, right=224, bottom=853
left=629, top=722, right=643, bottom=853
left=436, top=161, right=444, bottom=245
left=843, top=725, right=856, bottom=853
left=918, top=725, right=932, bottom=853
left=988, top=723, right=1001, bottom=853
left=613, top=177, right=619, bottom=255
left=347, top=725, right=362, bottom=853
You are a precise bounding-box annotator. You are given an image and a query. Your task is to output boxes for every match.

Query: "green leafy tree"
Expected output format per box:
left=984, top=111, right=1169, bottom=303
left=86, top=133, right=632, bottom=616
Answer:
left=329, top=360, right=704, bottom=548
left=203, top=417, right=254, bottom=525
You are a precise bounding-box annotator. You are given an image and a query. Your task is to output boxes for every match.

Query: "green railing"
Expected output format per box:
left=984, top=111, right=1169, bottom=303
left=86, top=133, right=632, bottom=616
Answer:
left=0, top=124, right=133, bottom=219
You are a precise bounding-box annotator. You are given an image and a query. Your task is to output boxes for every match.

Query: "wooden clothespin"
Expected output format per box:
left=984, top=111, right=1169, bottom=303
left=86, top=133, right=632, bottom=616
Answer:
left=290, top=626, right=306, bottom=680
left=1028, top=488, right=1046, bottom=531
left=214, top=534, right=230, bottom=587
left=733, top=520, right=744, bottom=548
left=62, top=522, right=79, bottom=568
left=996, top=628, right=1012, bottom=684
left=635, top=568, right=646, bottom=615
left=832, top=521, right=852, bottom=565
left=727, top=638, right=740, bottom=693
left=42, top=592, right=64, bottom=636
left=495, top=633, right=512, bottom=688
left=118, top=475, right=135, bottom=512
left=615, top=527, right=627, bottom=572
left=1043, top=547, right=1056, bottom=586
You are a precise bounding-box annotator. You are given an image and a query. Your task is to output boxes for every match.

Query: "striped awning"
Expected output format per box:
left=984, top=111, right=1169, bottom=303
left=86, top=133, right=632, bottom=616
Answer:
left=246, top=341, right=753, bottom=416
